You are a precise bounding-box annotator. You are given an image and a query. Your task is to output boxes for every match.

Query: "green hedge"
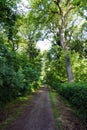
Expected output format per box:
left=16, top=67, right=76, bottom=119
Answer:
left=58, top=82, right=87, bottom=119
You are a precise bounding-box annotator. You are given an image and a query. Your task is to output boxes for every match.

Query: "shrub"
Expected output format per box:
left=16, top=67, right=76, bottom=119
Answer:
left=58, top=82, right=87, bottom=119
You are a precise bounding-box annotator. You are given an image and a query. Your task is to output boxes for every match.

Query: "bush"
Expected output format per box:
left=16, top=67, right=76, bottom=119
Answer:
left=58, top=82, right=87, bottom=119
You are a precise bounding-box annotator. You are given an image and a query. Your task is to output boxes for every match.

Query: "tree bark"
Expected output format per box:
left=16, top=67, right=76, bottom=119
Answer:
left=65, top=54, right=74, bottom=82
left=54, top=0, right=74, bottom=82
left=59, top=25, right=74, bottom=82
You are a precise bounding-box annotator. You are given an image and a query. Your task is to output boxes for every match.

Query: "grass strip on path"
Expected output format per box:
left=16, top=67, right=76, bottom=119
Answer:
left=50, top=90, right=63, bottom=130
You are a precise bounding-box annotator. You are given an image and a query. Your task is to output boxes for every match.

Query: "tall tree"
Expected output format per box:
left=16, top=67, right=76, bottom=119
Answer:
left=29, top=0, right=87, bottom=82
left=53, top=0, right=74, bottom=82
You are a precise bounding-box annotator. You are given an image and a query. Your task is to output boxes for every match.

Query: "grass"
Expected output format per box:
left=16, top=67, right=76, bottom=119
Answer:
left=50, top=90, right=87, bottom=129
left=0, top=93, right=35, bottom=130
left=49, top=90, right=63, bottom=130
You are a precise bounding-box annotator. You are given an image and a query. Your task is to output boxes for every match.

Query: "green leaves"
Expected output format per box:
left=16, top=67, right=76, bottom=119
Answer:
left=58, top=82, right=87, bottom=119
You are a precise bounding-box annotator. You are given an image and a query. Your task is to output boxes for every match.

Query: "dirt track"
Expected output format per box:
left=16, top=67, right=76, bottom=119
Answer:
left=6, top=87, right=58, bottom=130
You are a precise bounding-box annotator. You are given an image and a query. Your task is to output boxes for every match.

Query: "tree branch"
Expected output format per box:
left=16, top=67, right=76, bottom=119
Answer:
left=66, top=0, right=70, bottom=6
left=64, top=6, right=76, bottom=19
left=54, top=0, right=63, bottom=16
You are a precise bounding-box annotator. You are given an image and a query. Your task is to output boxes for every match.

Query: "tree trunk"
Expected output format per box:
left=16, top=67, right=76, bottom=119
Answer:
left=53, top=0, right=74, bottom=82
left=59, top=26, right=74, bottom=82
left=65, top=54, right=74, bottom=82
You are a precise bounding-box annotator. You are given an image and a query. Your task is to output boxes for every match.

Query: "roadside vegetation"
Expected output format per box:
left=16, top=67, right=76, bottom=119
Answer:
left=50, top=90, right=87, bottom=130
left=0, top=0, right=87, bottom=129
left=0, top=94, right=35, bottom=129
left=58, top=82, right=87, bottom=120
left=50, top=91, right=62, bottom=130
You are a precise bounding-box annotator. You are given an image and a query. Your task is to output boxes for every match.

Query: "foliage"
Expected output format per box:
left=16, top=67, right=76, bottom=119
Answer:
left=58, top=82, right=87, bottom=120
left=44, top=45, right=72, bottom=86
left=0, top=1, right=87, bottom=124
left=29, top=0, right=87, bottom=82
left=72, top=52, right=87, bottom=82
left=0, top=0, right=42, bottom=104
left=45, top=45, right=87, bottom=84
left=0, top=41, right=42, bottom=103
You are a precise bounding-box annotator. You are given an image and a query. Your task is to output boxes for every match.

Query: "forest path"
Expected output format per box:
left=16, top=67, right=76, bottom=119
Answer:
left=6, top=86, right=58, bottom=130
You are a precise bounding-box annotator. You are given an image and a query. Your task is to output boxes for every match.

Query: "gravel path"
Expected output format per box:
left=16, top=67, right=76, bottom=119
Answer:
left=6, top=87, right=58, bottom=130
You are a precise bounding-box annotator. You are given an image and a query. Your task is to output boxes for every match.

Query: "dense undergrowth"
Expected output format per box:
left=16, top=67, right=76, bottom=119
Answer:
left=0, top=41, right=42, bottom=107
left=58, top=82, right=87, bottom=120
left=48, top=80, right=87, bottom=120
